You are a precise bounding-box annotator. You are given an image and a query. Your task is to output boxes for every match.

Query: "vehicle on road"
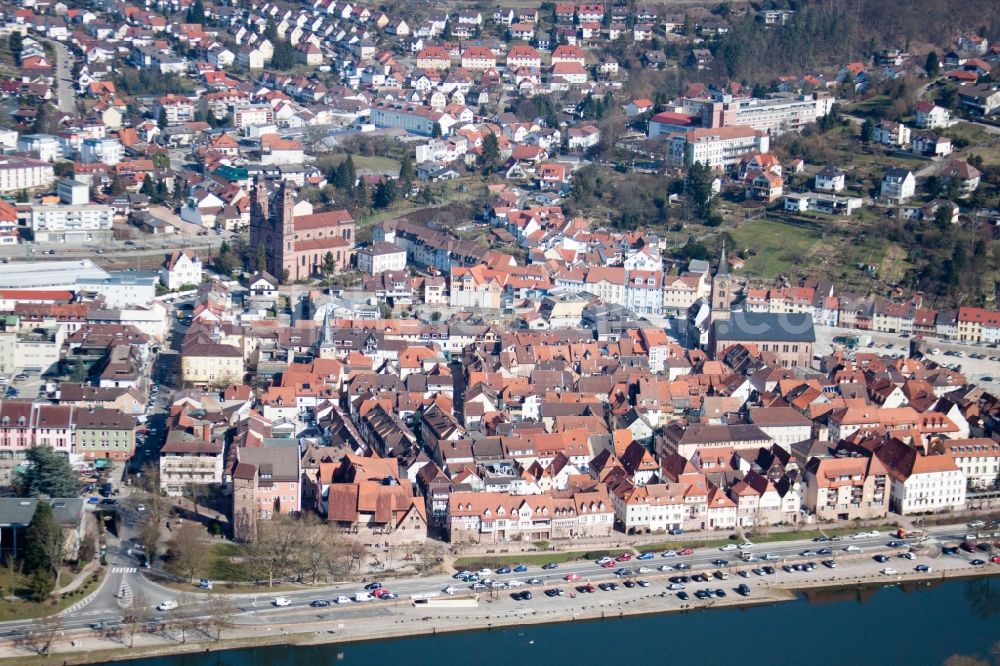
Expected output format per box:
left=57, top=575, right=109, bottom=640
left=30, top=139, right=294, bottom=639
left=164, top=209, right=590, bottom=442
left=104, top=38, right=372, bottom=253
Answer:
left=157, top=600, right=178, bottom=611
left=662, top=550, right=677, bottom=558
left=679, top=548, right=694, bottom=556
left=881, top=568, right=898, bottom=575
left=443, top=586, right=458, bottom=595
left=615, top=553, right=633, bottom=562
left=565, top=573, right=582, bottom=582
left=353, top=592, right=375, bottom=602
left=720, top=544, right=738, bottom=552
left=496, top=566, right=512, bottom=574
left=513, top=564, right=529, bottom=573
left=364, top=581, right=383, bottom=590
left=335, top=596, right=351, bottom=604
left=310, top=599, right=330, bottom=607
left=198, top=578, right=212, bottom=590
left=273, top=597, right=292, bottom=606
left=542, top=562, right=558, bottom=570
left=637, top=553, right=655, bottom=560
left=915, top=565, right=931, bottom=572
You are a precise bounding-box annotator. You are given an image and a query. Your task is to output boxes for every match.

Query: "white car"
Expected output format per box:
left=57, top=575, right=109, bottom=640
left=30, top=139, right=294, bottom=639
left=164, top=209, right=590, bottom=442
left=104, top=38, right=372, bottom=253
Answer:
left=156, top=599, right=178, bottom=611
left=335, top=596, right=351, bottom=604
left=443, top=586, right=458, bottom=595
left=738, top=541, right=754, bottom=549
left=638, top=566, right=652, bottom=574
left=354, top=592, right=375, bottom=602
left=659, top=565, right=673, bottom=572
left=844, top=545, right=861, bottom=553
left=881, top=568, right=898, bottom=575
left=478, top=568, right=492, bottom=576
left=507, top=580, right=525, bottom=587
left=867, top=530, right=881, bottom=538
left=720, top=544, right=738, bottom=552
left=273, top=597, right=292, bottom=607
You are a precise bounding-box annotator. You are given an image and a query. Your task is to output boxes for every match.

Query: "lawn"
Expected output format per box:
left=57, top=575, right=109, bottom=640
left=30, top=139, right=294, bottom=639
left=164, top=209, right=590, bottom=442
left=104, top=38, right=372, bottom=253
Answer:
left=0, top=568, right=105, bottom=622
left=324, top=154, right=401, bottom=176
left=453, top=548, right=631, bottom=571
left=846, top=95, right=891, bottom=116
left=730, top=217, right=823, bottom=279
left=636, top=523, right=898, bottom=554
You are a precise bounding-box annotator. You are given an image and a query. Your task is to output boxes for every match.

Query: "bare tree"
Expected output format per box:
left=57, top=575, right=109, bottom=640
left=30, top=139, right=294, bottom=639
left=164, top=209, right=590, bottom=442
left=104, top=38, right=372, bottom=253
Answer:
left=204, top=595, right=237, bottom=641
left=247, top=517, right=301, bottom=587
left=137, top=515, right=161, bottom=567
left=166, top=524, right=207, bottom=583
left=293, top=515, right=344, bottom=584
left=413, top=542, right=447, bottom=576
left=25, top=613, right=62, bottom=655
left=1, top=557, right=21, bottom=605
left=173, top=594, right=201, bottom=644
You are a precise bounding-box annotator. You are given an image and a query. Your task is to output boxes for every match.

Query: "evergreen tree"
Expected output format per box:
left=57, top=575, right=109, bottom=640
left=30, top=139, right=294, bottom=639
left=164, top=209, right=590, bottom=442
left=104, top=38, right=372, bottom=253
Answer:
left=399, top=153, right=415, bottom=183
left=860, top=118, right=875, bottom=143
left=341, top=155, right=356, bottom=188
left=924, top=51, right=939, bottom=77
left=157, top=107, right=168, bottom=130
left=322, top=251, right=335, bottom=275
left=109, top=174, right=125, bottom=196
left=32, top=103, right=49, bottom=134
left=8, top=32, right=23, bottom=66
left=355, top=182, right=369, bottom=209
left=431, top=122, right=442, bottom=138
left=24, top=501, right=64, bottom=579
left=255, top=244, right=266, bottom=273
left=481, top=132, right=500, bottom=171
left=685, top=161, right=715, bottom=220
left=373, top=179, right=397, bottom=209
left=140, top=174, right=155, bottom=196
left=187, top=0, right=206, bottom=24
left=17, top=447, right=78, bottom=498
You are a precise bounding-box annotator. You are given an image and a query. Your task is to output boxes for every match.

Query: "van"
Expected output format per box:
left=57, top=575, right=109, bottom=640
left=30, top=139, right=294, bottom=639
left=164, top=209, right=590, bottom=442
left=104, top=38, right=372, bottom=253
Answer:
left=714, top=570, right=729, bottom=580
left=354, top=592, right=374, bottom=602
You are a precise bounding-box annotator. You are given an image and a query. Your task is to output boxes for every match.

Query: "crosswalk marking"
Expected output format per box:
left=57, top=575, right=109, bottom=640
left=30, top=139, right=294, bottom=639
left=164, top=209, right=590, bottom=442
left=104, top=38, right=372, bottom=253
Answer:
left=112, top=567, right=137, bottom=573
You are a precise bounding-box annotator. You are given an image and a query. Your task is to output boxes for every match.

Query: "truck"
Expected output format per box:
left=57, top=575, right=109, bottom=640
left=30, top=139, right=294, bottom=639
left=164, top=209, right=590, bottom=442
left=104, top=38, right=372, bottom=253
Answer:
left=896, top=527, right=926, bottom=539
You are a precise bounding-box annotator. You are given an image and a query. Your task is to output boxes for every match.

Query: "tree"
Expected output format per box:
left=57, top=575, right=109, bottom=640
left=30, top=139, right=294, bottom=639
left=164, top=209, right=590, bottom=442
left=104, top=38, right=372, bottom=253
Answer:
left=431, top=122, right=442, bottom=138
left=246, top=517, right=300, bottom=587
left=399, top=153, right=415, bottom=184
left=109, top=174, right=126, bottom=196
left=373, top=179, right=397, bottom=209
left=292, top=515, right=342, bottom=584
left=186, top=0, right=205, bottom=23
left=165, top=524, right=207, bottom=583
left=32, top=103, right=49, bottom=134
left=860, top=118, right=875, bottom=143
left=138, top=514, right=161, bottom=565
left=270, top=39, right=296, bottom=70
left=255, top=244, right=266, bottom=273
left=481, top=132, right=500, bottom=172
left=355, top=182, right=369, bottom=209
left=27, top=569, right=54, bottom=602
left=140, top=174, right=155, bottom=196
left=685, top=161, right=716, bottom=220
left=17, top=447, right=79, bottom=498
left=925, top=50, right=940, bottom=77
left=8, top=32, right=23, bottom=66
left=182, top=482, right=205, bottom=517
left=935, top=203, right=954, bottom=230
left=337, top=154, right=357, bottom=189
left=204, top=596, right=237, bottom=640
left=157, top=107, right=168, bottom=130
left=322, top=251, right=336, bottom=276
left=25, top=614, right=61, bottom=655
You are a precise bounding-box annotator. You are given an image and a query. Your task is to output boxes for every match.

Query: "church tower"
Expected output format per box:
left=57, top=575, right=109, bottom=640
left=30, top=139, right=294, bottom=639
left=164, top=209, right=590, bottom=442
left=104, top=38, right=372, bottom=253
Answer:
left=710, top=241, right=733, bottom=323
left=317, top=309, right=337, bottom=360
left=249, top=175, right=269, bottom=261
left=275, top=180, right=296, bottom=281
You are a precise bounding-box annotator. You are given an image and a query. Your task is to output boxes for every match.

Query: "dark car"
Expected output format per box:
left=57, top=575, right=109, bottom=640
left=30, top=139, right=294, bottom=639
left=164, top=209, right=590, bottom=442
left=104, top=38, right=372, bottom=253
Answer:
left=364, top=582, right=382, bottom=590
left=874, top=555, right=890, bottom=563
left=712, top=559, right=729, bottom=567
left=676, top=591, right=689, bottom=601
left=310, top=599, right=330, bottom=608
left=623, top=580, right=635, bottom=588
left=496, top=566, right=512, bottom=574
left=674, top=562, right=692, bottom=570
left=762, top=566, right=776, bottom=575
left=544, top=588, right=560, bottom=597
left=541, top=563, right=559, bottom=570
left=715, top=589, right=727, bottom=598
left=817, top=548, right=833, bottom=555
left=736, top=584, right=750, bottom=596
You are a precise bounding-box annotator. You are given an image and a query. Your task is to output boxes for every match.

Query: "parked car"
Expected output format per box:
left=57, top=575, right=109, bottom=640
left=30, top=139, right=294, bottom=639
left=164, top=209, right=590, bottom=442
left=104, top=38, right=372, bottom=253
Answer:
left=513, top=564, right=529, bottom=573
left=881, top=568, right=898, bottom=575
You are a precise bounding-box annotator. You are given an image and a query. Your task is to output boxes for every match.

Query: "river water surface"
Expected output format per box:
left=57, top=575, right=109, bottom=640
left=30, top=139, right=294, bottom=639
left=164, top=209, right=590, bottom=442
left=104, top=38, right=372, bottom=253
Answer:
left=121, top=576, right=1000, bottom=666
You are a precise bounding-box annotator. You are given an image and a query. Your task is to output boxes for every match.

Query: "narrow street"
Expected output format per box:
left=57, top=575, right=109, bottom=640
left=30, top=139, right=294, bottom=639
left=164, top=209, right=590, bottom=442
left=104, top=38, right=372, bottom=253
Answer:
left=40, top=37, right=75, bottom=114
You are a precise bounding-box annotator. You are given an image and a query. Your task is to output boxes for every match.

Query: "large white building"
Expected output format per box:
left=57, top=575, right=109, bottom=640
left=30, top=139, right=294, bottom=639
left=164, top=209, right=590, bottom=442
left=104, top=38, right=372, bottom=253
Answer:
left=877, top=442, right=967, bottom=515
left=29, top=204, right=115, bottom=243
left=0, top=260, right=109, bottom=290
left=79, top=138, right=124, bottom=165
left=370, top=102, right=457, bottom=136
left=78, top=273, right=158, bottom=308
left=0, top=155, right=56, bottom=193
left=688, top=92, right=834, bottom=135
left=159, top=250, right=203, bottom=291
left=356, top=242, right=407, bottom=275
left=666, top=126, right=770, bottom=170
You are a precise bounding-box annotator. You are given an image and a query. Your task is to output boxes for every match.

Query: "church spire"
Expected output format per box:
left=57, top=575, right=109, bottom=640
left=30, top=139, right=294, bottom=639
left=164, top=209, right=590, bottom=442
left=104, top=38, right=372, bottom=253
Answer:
left=716, top=240, right=730, bottom=277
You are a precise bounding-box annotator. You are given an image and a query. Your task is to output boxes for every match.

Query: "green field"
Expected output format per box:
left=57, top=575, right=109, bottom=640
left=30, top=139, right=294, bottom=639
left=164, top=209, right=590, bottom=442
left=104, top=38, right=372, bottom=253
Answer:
left=453, top=548, right=631, bottom=571
left=730, top=218, right=823, bottom=278
left=325, top=154, right=401, bottom=175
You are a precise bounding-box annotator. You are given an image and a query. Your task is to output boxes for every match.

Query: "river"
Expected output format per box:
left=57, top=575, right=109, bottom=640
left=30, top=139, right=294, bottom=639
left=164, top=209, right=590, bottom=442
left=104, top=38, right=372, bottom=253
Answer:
left=121, top=577, right=1000, bottom=666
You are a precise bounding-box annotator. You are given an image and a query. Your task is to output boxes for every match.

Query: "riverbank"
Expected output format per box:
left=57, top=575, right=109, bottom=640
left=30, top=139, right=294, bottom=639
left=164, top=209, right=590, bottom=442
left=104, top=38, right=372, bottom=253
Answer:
left=2, top=553, right=997, bottom=666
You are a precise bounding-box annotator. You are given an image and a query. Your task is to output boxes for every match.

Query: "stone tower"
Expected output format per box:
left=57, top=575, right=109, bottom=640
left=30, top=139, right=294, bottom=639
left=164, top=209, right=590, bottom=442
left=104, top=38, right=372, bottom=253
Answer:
left=710, top=241, right=733, bottom=323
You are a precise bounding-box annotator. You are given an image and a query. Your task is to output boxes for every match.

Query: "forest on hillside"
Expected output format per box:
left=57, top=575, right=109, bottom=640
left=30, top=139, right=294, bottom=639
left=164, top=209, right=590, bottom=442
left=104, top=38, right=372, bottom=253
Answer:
left=710, top=0, right=1000, bottom=83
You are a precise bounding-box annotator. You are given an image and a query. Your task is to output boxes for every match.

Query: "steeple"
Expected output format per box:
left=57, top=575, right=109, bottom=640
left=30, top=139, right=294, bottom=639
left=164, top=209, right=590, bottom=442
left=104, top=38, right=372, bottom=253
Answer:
left=318, top=308, right=336, bottom=359
left=716, top=240, right=730, bottom=277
